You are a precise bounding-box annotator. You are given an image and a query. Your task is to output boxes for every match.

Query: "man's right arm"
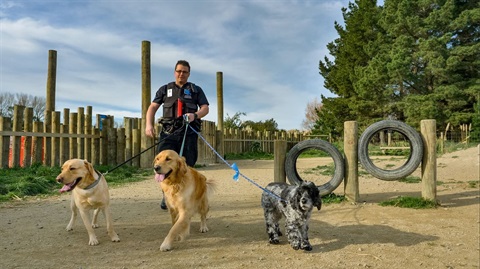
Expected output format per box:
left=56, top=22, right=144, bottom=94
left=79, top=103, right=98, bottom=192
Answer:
left=145, top=102, right=160, bottom=137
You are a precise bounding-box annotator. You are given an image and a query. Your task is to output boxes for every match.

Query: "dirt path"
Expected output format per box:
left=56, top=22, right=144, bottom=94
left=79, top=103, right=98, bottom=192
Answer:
left=1, top=146, right=479, bottom=269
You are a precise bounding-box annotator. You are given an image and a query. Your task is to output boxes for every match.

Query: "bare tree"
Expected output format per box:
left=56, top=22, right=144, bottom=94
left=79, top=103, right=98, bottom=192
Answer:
left=0, top=92, right=15, bottom=117
left=15, top=93, right=30, bottom=106
left=31, top=96, right=46, bottom=121
left=301, top=98, right=322, bottom=131
left=0, top=92, right=46, bottom=121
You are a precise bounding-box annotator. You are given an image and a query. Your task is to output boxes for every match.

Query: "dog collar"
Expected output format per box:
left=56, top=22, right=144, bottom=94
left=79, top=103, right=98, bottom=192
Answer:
left=84, top=170, right=102, bottom=190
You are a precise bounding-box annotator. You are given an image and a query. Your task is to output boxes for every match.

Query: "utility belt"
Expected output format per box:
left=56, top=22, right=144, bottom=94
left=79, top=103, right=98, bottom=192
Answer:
left=158, top=116, right=201, bottom=135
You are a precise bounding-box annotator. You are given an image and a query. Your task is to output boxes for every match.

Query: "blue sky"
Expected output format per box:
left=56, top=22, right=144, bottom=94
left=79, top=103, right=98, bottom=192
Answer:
left=1, top=0, right=356, bottom=130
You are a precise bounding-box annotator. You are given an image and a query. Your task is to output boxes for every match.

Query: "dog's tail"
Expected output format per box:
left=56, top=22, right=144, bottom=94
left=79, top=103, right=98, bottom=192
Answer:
left=206, top=179, right=217, bottom=197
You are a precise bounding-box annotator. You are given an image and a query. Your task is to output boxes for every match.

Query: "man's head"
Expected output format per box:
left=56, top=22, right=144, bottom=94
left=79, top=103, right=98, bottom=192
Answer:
left=174, top=60, right=190, bottom=86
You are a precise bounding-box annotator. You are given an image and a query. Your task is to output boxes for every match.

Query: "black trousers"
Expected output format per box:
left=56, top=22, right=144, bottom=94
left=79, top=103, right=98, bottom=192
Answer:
left=156, top=131, right=198, bottom=167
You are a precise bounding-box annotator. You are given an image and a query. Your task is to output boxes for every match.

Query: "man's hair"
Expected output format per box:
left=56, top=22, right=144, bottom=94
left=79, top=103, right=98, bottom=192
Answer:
left=175, top=60, right=190, bottom=71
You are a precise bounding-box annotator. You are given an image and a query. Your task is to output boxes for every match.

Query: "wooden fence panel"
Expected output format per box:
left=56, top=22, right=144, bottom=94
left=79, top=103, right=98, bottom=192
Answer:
left=0, top=108, right=308, bottom=168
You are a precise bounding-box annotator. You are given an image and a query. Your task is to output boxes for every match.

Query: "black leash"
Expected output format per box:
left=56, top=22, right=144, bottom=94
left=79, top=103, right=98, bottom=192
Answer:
left=103, top=116, right=190, bottom=175
left=103, top=137, right=163, bottom=175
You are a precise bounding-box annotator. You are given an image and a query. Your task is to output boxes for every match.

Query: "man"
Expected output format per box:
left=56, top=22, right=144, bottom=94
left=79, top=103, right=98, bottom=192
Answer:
left=145, top=60, right=210, bottom=209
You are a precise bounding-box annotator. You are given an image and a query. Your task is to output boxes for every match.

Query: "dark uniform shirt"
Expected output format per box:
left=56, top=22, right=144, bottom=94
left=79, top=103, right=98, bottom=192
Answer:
left=152, top=81, right=209, bottom=119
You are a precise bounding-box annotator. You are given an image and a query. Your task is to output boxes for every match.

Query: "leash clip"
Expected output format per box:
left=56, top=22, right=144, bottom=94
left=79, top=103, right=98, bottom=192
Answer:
left=183, top=114, right=189, bottom=123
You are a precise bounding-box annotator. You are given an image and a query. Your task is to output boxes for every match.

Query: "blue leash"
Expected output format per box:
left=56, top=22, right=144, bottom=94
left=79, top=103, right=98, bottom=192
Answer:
left=179, top=115, right=190, bottom=157
left=188, top=125, right=286, bottom=202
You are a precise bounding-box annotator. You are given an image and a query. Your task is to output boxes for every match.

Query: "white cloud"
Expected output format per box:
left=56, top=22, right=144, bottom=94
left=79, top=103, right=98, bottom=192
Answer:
left=1, top=0, right=352, bottom=130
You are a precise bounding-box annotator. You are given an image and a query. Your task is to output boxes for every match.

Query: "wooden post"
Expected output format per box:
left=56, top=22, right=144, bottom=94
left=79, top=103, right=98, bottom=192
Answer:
left=274, top=140, right=287, bottom=183
left=99, top=116, right=108, bottom=165
left=23, top=107, right=33, bottom=167
left=140, top=41, right=153, bottom=168
left=140, top=118, right=152, bottom=168
left=132, top=128, right=141, bottom=167
left=11, top=105, right=24, bottom=167
left=85, top=106, right=92, bottom=161
left=44, top=50, right=56, bottom=166
left=60, top=125, right=69, bottom=165
left=61, top=108, right=70, bottom=164
left=216, top=71, right=224, bottom=163
left=0, top=117, right=11, bottom=168
left=43, top=112, right=52, bottom=166
left=344, top=121, right=359, bottom=202
left=69, top=113, right=78, bottom=159
left=421, top=120, right=437, bottom=201
left=51, top=111, right=60, bottom=167
left=116, top=128, right=125, bottom=165
left=32, top=122, right=43, bottom=164
left=91, top=128, right=100, bottom=165
left=439, top=132, right=444, bottom=154
left=77, top=107, right=85, bottom=159
left=141, top=40, right=151, bottom=119
left=46, top=50, right=57, bottom=112
left=107, top=125, right=117, bottom=166
left=124, top=117, right=133, bottom=165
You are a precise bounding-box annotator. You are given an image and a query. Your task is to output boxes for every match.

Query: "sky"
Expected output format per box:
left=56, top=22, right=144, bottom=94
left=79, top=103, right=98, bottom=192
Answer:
left=1, top=0, right=356, bottom=131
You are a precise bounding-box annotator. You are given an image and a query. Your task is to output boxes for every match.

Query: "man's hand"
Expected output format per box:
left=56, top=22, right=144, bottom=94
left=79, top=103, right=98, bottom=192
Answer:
left=145, top=125, right=155, bottom=137
left=186, top=113, right=197, bottom=123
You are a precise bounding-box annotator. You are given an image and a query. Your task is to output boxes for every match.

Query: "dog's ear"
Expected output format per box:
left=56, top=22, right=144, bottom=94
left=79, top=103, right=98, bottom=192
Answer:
left=177, top=157, right=188, bottom=175
left=311, top=184, right=322, bottom=211
left=288, top=187, right=301, bottom=210
left=84, top=159, right=95, bottom=178
left=314, top=194, right=322, bottom=211
left=304, top=181, right=321, bottom=210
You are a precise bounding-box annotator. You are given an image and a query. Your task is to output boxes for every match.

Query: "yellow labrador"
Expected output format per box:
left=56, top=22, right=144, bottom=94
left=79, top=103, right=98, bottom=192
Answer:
left=56, top=159, right=120, bottom=246
left=153, top=150, right=216, bottom=251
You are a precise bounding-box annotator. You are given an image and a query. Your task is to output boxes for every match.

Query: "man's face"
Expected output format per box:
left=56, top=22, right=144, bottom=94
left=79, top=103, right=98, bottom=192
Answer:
left=174, top=64, right=190, bottom=86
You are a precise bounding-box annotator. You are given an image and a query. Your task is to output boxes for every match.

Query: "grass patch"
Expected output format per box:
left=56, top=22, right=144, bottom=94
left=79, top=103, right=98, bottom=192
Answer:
left=0, top=164, right=150, bottom=202
left=379, top=196, right=438, bottom=209
left=225, top=151, right=274, bottom=160
left=467, top=181, right=478, bottom=188
left=398, top=176, right=421, bottom=183
left=321, top=193, right=346, bottom=204
left=304, top=164, right=335, bottom=176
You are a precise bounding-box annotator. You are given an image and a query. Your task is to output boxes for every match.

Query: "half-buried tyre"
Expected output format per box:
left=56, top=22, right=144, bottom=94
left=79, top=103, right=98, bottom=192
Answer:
left=285, top=139, right=345, bottom=196
left=358, top=120, right=423, bottom=180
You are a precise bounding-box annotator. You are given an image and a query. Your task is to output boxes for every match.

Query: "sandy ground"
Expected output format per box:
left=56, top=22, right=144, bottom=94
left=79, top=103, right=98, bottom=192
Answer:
left=0, top=146, right=479, bottom=269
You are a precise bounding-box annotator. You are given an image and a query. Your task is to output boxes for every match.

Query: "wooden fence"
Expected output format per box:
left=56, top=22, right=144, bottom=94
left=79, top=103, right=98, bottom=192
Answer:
left=0, top=105, right=305, bottom=168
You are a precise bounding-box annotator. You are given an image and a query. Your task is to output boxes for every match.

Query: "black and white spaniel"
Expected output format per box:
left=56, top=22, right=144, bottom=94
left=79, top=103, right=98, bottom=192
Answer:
left=261, top=181, right=322, bottom=251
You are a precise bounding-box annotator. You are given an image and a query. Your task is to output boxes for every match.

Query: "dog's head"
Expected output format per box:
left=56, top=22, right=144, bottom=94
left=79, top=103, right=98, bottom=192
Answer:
left=153, top=150, right=187, bottom=182
left=56, top=159, right=96, bottom=193
left=290, top=181, right=322, bottom=212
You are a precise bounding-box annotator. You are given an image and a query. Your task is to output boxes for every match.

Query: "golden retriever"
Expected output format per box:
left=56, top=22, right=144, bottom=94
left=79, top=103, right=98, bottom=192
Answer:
left=56, top=159, right=120, bottom=246
left=153, top=149, right=216, bottom=251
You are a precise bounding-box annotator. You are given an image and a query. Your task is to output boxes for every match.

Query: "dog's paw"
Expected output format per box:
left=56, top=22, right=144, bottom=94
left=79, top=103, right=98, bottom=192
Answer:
left=88, top=237, right=99, bottom=246
left=290, top=242, right=301, bottom=250
left=269, top=238, right=280, bottom=244
left=110, top=233, right=120, bottom=242
left=160, top=242, right=172, bottom=252
left=301, top=244, right=312, bottom=251
left=66, top=226, right=73, bottom=231
left=199, top=226, right=209, bottom=233
left=91, top=223, right=99, bottom=228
